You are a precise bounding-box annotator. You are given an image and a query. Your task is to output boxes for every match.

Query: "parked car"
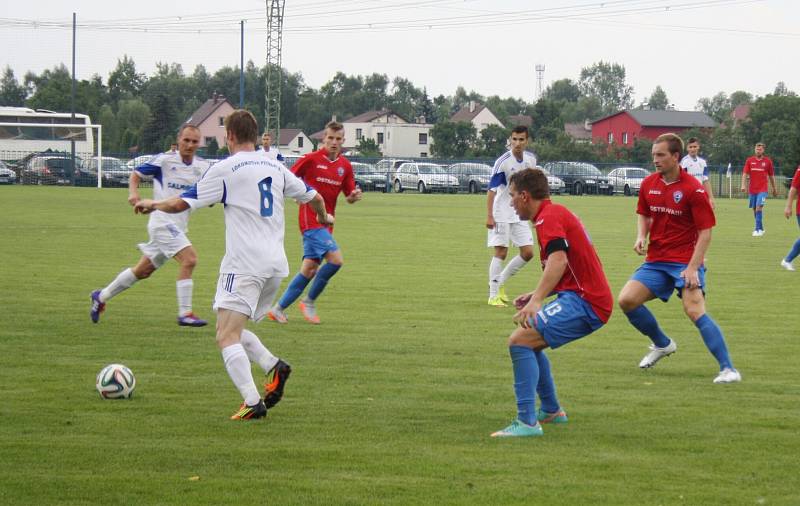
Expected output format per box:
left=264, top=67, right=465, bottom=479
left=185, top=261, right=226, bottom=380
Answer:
left=539, top=167, right=566, bottom=195
left=448, top=162, right=492, bottom=193
left=352, top=161, right=388, bottom=192
left=607, top=167, right=651, bottom=195
left=85, top=157, right=131, bottom=187
left=376, top=158, right=412, bottom=174
left=21, top=153, right=82, bottom=185
left=0, top=161, right=16, bottom=184
left=126, top=154, right=156, bottom=170
left=394, top=162, right=458, bottom=193
left=543, top=161, right=612, bottom=195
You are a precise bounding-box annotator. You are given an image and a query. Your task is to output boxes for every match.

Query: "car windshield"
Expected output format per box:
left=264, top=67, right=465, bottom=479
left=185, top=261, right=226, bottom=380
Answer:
left=418, top=164, right=445, bottom=174
left=459, top=164, right=491, bottom=175
left=575, top=164, right=602, bottom=176
left=628, top=169, right=650, bottom=178
left=352, top=164, right=376, bottom=174
left=46, top=157, right=80, bottom=170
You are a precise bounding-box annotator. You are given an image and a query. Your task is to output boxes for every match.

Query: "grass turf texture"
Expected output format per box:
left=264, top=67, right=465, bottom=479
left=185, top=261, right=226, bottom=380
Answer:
left=0, top=186, right=798, bottom=505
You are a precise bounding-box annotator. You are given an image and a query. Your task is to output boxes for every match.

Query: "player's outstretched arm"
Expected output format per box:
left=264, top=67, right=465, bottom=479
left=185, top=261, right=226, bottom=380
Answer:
left=128, top=172, right=142, bottom=206
left=309, top=194, right=334, bottom=225
left=134, top=196, right=190, bottom=215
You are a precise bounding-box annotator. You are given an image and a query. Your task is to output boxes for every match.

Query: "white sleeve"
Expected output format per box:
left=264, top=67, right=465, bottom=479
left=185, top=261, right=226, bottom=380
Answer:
left=181, top=164, right=226, bottom=209
left=281, top=166, right=317, bottom=204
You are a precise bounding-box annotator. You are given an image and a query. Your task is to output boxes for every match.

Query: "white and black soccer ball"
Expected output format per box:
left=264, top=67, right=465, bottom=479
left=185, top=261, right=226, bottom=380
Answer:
left=96, top=363, right=136, bottom=399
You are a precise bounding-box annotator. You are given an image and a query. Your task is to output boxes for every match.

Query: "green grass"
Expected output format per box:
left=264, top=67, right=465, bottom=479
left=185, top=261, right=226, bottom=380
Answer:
left=0, top=186, right=798, bottom=505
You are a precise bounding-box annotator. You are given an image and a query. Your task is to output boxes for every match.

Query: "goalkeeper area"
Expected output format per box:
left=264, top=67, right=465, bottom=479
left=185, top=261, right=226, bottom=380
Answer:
left=0, top=186, right=798, bottom=504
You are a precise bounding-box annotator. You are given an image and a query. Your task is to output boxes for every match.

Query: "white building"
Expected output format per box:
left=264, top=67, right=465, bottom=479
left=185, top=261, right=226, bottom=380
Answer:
left=278, top=129, right=312, bottom=155
left=314, top=109, right=434, bottom=158
left=450, top=101, right=504, bottom=134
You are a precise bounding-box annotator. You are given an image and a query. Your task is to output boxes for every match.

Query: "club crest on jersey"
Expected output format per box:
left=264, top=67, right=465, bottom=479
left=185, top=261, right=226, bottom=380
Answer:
left=673, top=190, right=683, bottom=203
left=337, top=167, right=344, bottom=177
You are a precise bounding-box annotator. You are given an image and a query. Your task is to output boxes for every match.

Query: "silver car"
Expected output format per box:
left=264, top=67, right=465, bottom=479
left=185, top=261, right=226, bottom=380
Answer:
left=539, top=167, right=566, bottom=195
left=448, top=162, right=492, bottom=193
left=394, top=162, right=458, bottom=193
left=607, top=167, right=651, bottom=196
left=0, top=161, right=16, bottom=184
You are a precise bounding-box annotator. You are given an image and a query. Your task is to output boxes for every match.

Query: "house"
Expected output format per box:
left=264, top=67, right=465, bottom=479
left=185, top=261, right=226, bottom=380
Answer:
left=450, top=101, right=504, bottom=134
left=507, top=114, right=533, bottom=129
left=564, top=121, right=592, bottom=143
left=278, top=129, right=312, bottom=155
left=184, top=93, right=235, bottom=149
left=314, top=109, right=434, bottom=158
left=730, top=104, right=751, bottom=126
left=591, top=110, right=717, bottom=146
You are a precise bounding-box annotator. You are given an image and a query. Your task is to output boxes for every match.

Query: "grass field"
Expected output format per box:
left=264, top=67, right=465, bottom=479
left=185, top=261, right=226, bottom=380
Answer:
left=1, top=186, right=798, bottom=505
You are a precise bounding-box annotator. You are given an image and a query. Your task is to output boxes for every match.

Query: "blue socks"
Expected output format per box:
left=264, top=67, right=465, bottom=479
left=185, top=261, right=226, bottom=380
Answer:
left=510, top=345, right=538, bottom=426
left=308, top=263, right=341, bottom=300
left=625, top=305, right=671, bottom=348
left=695, top=314, right=733, bottom=370
left=755, top=210, right=763, bottom=231
left=786, top=238, right=800, bottom=263
left=277, top=272, right=312, bottom=309
left=535, top=350, right=560, bottom=415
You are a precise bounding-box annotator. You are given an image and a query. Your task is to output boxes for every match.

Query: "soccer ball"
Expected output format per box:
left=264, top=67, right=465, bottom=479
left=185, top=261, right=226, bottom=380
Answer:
left=96, top=363, right=136, bottom=399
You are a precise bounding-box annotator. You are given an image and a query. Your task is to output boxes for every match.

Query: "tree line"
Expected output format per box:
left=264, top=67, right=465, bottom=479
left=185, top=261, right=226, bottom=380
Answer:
left=1, top=57, right=798, bottom=172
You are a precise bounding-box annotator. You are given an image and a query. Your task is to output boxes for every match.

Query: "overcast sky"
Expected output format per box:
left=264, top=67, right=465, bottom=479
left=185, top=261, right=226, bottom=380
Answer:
left=2, top=0, right=798, bottom=111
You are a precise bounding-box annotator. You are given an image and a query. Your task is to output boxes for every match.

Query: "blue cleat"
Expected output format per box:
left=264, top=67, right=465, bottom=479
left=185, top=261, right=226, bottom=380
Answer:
left=490, top=419, right=544, bottom=438
left=537, top=408, right=568, bottom=424
left=177, top=312, right=208, bottom=327
left=90, top=290, right=105, bottom=324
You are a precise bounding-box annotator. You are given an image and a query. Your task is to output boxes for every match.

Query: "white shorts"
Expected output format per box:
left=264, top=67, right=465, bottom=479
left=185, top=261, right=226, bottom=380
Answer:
left=213, top=274, right=283, bottom=322
left=137, top=224, right=192, bottom=268
left=487, top=221, right=534, bottom=248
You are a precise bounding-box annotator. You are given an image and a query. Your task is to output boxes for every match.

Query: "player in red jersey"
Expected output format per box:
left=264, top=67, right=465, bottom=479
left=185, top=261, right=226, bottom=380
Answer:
left=618, top=133, right=740, bottom=384
left=741, top=142, right=777, bottom=237
left=780, top=164, right=800, bottom=271
left=268, top=121, right=362, bottom=324
left=490, top=168, right=612, bottom=438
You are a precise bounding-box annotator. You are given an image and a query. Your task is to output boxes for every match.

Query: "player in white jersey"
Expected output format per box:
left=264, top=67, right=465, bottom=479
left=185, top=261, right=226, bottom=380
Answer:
left=258, top=131, right=284, bottom=162
left=486, top=126, right=536, bottom=307
left=134, top=110, right=332, bottom=420
left=89, top=125, right=210, bottom=327
left=680, top=137, right=715, bottom=209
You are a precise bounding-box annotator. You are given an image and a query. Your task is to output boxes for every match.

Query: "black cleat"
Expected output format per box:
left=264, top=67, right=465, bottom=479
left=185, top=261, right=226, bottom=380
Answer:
left=264, top=360, right=292, bottom=409
left=230, top=400, right=267, bottom=420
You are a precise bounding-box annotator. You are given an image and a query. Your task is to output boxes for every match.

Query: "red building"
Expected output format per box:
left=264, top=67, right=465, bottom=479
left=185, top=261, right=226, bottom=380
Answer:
left=591, top=110, right=717, bottom=146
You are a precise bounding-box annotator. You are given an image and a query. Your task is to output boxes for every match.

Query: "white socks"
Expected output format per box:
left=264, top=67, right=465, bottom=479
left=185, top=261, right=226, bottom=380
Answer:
left=240, top=329, right=279, bottom=373
left=176, top=279, right=193, bottom=316
left=100, top=268, right=138, bottom=302
left=221, top=343, right=261, bottom=406
left=489, top=257, right=504, bottom=297
left=498, top=255, right=528, bottom=286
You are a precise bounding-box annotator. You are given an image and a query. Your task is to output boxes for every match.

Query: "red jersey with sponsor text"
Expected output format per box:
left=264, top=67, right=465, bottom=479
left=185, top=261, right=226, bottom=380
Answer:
left=533, top=199, right=613, bottom=323
left=292, top=149, right=356, bottom=232
left=743, top=156, right=774, bottom=194
left=637, top=171, right=715, bottom=264
left=792, top=165, right=800, bottom=214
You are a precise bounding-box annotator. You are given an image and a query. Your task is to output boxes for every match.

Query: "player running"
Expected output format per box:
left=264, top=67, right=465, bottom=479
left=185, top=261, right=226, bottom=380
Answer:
left=486, top=126, right=536, bottom=307
left=618, top=133, right=740, bottom=384
left=134, top=109, right=332, bottom=420
left=267, top=121, right=362, bottom=325
left=741, top=142, right=777, bottom=237
left=90, top=124, right=209, bottom=327
left=680, top=137, right=715, bottom=209
left=491, top=168, right=613, bottom=438
left=781, top=164, right=800, bottom=271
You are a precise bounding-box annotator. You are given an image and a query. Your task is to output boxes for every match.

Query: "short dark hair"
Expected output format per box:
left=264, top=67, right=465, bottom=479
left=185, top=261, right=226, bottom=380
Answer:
left=509, top=168, right=549, bottom=200
left=686, top=137, right=699, bottom=145
left=177, top=124, right=199, bottom=137
left=224, top=110, right=258, bottom=145
left=511, top=125, right=529, bottom=137
left=325, top=121, right=344, bottom=132
left=654, top=133, right=684, bottom=157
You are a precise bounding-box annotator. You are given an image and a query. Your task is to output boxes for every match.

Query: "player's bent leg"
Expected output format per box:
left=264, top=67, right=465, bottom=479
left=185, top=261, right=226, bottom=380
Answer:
left=92, top=257, right=155, bottom=323
left=619, top=279, right=675, bottom=367
left=534, top=350, right=565, bottom=423
left=173, top=247, right=206, bottom=326
left=217, top=309, right=265, bottom=420
left=682, top=288, right=738, bottom=381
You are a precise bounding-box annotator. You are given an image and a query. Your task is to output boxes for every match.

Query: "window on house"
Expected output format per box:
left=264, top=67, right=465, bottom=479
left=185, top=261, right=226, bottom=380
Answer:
left=297, top=136, right=303, bottom=148
left=377, top=132, right=384, bottom=144
left=219, top=117, right=224, bottom=127
left=607, top=132, right=614, bottom=144
left=204, top=137, right=215, bottom=146
left=356, top=128, right=362, bottom=140
left=622, top=132, right=628, bottom=145
left=419, top=133, right=428, bottom=145
left=420, top=152, right=428, bottom=158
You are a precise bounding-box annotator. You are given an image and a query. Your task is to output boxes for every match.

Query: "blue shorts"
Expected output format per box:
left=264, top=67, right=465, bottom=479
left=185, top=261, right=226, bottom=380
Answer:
left=529, top=291, right=605, bottom=349
left=631, top=261, right=706, bottom=302
left=749, top=192, right=768, bottom=208
left=302, top=228, right=339, bottom=260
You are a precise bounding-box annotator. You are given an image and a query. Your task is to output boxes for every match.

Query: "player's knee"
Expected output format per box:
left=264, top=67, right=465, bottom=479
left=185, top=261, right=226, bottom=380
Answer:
left=182, top=254, right=198, bottom=270
left=683, top=305, right=704, bottom=322
left=617, top=293, right=637, bottom=313
left=520, top=250, right=534, bottom=262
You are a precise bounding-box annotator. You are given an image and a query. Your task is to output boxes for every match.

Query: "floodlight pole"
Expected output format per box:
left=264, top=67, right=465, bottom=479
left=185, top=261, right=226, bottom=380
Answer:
left=239, top=20, right=245, bottom=108
left=265, top=0, right=285, bottom=141
left=71, top=13, right=77, bottom=173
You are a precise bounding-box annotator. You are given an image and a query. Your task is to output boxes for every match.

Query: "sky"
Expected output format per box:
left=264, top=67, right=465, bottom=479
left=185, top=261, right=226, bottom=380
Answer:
left=1, top=0, right=799, bottom=112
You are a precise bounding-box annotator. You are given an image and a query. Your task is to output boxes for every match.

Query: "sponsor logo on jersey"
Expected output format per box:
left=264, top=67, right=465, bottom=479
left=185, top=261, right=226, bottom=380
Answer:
left=649, top=189, right=662, bottom=195
left=316, top=176, right=342, bottom=186
left=167, top=182, right=193, bottom=190
left=317, top=164, right=328, bottom=170
left=673, top=190, right=683, bottom=203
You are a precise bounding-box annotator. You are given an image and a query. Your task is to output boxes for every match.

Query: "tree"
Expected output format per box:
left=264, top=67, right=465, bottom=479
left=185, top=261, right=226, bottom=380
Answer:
left=430, top=121, right=477, bottom=158
left=696, top=92, right=731, bottom=123
left=357, top=137, right=381, bottom=157
left=646, top=86, right=669, bottom=110
left=578, top=61, right=634, bottom=115
left=0, top=66, right=26, bottom=106
left=108, top=55, right=145, bottom=107
left=773, top=81, right=797, bottom=97
left=206, top=137, right=219, bottom=156
left=542, top=79, right=581, bottom=103
left=478, top=124, right=510, bottom=157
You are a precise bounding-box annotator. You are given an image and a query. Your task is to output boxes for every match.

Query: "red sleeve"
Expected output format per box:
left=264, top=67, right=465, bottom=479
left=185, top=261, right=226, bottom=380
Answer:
left=690, top=187, right=716, bottom=230
left=538, top=208, right=567, bottom=258
left=791, top=167, right=800, bottom=190
left=767, top=158, right=775, bottom=176
left=636, top=178, right=650, bottom=216
left=292, top=153, right=314, bottom=178
left=341, top=160, right=356, bottom=196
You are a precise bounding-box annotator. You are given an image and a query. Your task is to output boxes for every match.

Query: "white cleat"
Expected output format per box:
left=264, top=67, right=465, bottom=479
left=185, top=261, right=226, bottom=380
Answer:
left=752, top=230, right=760, bottom=237
left=713, top=368, right=742, bottom=384
left=638, top=340, right=677, bottom=369
left=781, top=259, right=795, bottom=271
